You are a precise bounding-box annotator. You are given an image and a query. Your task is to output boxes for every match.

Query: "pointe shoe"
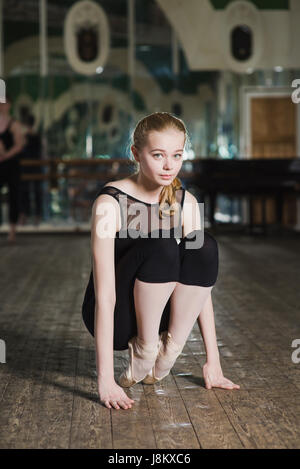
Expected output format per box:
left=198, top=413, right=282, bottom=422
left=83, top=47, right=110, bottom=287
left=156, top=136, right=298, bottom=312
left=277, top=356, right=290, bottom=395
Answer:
left=118, top=335, right=160, bottom=388
left=142, top=331, right=185, bottom=384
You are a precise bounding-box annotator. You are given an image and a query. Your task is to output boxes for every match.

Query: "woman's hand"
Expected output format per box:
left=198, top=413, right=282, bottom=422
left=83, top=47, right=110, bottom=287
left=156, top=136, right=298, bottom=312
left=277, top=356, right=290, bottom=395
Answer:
left=98, top=378, right=135, bottom=410
left=202, top=362, right=240, bottom=390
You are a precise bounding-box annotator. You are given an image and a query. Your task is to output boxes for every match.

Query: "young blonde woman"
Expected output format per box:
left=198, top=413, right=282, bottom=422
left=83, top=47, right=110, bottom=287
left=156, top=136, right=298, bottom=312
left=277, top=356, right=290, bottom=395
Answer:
left=82, top=112, right=240, bottom=411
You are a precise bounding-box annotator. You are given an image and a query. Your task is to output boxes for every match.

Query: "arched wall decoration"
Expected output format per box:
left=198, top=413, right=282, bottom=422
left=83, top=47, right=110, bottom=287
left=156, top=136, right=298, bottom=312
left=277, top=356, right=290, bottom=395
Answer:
left=219, top=0, right=263, bottom=73
left=97, top=96, right=121, bottom=145
left=64, top=0, right=110, bottom=76
left=97, top=95, right=119, bottom=132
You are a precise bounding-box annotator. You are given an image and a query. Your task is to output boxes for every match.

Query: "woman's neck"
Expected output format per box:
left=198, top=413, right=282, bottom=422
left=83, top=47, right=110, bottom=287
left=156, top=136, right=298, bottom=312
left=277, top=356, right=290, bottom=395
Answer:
left=129, top=174, right=163, bottom=202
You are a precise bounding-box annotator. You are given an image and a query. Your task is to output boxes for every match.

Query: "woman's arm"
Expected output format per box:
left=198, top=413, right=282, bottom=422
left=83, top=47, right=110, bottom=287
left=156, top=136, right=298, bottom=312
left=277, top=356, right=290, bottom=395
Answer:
left=91, top=194, right=119, bottom=380
left=181, top=190, right=201, bottom=238
left=182, top=192, right=219, bottom=362
left=182, top=191, right=239, bottom=389
left=181, top=191, right=219, bottom=357
left=196, top=293, right=220, bottom=365
left=91, top=194, right=135, bottom=409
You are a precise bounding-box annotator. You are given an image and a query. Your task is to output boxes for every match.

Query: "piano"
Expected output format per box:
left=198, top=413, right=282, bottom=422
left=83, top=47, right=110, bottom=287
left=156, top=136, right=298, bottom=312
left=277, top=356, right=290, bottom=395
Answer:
left=179, top=158, right=300, bottom=232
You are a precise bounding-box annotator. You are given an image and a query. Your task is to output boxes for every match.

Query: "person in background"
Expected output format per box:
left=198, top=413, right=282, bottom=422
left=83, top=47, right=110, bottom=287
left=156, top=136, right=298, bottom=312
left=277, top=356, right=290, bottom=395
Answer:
left=19, top=114, right=43, bottom=226
left=0, top=94, right=25, bottom=243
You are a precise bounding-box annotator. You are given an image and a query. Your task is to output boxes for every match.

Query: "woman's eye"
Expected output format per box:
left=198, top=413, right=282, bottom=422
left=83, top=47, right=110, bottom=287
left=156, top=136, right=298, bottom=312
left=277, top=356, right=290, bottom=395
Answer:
left=154, top=153, right=182, bottom=159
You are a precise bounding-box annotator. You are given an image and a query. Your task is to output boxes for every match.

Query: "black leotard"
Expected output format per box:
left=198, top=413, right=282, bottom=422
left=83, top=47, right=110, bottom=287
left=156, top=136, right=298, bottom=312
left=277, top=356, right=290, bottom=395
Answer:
left=0, top=118, right=21, bottom=224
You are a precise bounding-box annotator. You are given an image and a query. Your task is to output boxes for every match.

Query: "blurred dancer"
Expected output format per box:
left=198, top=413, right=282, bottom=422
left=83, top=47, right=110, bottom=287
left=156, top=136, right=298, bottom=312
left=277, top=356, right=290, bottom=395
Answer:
left=19, top=114, right=43, bottom=226
left=0, top=95, right=25, bottom=242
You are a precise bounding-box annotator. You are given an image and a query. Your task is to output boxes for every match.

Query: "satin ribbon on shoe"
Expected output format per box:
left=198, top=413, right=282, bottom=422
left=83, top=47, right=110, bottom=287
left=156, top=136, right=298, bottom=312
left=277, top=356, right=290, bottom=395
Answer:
left=142, top=331, right=185, bottom=384
left=118, top=335, right=160, bottom=387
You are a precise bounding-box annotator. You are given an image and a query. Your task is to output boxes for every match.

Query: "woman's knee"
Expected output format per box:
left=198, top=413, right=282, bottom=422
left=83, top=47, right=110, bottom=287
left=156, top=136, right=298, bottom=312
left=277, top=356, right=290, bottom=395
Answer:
left=202, top=231, right=219, bottom=260
left=179, top=230, right=219, bottom=286
left=182, top=230, right=218, bottom=257
left=135, top=238, right=180, bottom=283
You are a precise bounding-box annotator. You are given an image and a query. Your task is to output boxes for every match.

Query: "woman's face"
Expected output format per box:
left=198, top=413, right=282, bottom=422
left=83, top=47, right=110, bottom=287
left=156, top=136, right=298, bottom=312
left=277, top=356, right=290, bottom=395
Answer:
left=133, top=128, right=185, bottom=186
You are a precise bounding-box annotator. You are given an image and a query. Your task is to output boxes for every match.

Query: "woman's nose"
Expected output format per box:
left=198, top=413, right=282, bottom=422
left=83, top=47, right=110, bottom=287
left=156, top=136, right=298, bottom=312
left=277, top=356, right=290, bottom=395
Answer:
left=163, top=157, right=173, bottom=169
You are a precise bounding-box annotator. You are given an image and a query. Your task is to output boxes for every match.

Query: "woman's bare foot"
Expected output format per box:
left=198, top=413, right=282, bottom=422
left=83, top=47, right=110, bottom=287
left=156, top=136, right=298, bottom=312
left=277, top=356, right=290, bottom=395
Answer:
left=202, top=362, right=240, bottom=390
left=98, top=378, right=135, bottom=410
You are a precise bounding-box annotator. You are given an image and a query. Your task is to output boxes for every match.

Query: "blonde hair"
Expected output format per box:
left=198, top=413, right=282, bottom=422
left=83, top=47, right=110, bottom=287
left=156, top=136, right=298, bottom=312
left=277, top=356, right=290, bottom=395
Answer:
left=130, top=112, right=188, bottom=219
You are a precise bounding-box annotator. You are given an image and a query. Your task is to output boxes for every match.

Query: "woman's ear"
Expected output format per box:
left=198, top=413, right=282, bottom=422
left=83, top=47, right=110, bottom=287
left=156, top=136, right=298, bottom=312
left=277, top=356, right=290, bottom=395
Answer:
left=131, top=144, right=140, bottom=163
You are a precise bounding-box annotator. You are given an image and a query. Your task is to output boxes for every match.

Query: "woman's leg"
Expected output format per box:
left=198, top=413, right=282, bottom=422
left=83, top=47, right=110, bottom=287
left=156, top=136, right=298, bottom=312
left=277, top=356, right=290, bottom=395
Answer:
left=133, top=237, right=180, bottom=343
left=168, top=284, right=213, bottom=346
left=134, top=279, right=176, bottom=343
left=152, top=230, right=219, bottom=379
left=165, top=231, right=239, bottom=389
left=168, top=230, right=218, bottom=344
left=129, top=279, right=176, bottom=381
left=120, top=238, right=180, bottom=383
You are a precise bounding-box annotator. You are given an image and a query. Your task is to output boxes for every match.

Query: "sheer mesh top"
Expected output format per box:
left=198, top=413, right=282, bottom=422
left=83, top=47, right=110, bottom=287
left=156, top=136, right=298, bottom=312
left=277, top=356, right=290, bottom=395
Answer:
left=96, top=185, right=185, bottom=239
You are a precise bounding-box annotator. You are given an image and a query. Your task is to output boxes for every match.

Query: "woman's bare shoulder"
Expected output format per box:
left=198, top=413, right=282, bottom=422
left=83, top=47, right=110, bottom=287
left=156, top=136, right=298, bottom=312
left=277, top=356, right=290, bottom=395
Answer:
left=183, top=189, right=198, bottom=205
left=94, top=182, right=124, bottom=232
left=181, top=189, right=201, bottom=235
left=102, top=178, right=133, bottom=191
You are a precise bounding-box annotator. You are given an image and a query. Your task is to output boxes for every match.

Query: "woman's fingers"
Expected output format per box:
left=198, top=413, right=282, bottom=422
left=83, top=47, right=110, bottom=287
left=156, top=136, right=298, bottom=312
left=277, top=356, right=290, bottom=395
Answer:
left=203, top=372, right=240, bottom=390
left=117, top=399, right=128, bottom=409
left=102, top=397, right=134, bottom=409
left=216, top=380, right=240, bottom=389
left=221, top=378, right=240, bottom=389
left=105, top=398, right=134, bottom=410
left=98, top=382, right=135, bottom=410
left=111, top=401, right=120, bottom=409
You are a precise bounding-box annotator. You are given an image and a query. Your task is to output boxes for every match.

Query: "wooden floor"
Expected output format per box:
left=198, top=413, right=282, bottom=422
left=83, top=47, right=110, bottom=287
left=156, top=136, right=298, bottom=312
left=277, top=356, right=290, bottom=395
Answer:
left=0, top=231, right=299, bottom=449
